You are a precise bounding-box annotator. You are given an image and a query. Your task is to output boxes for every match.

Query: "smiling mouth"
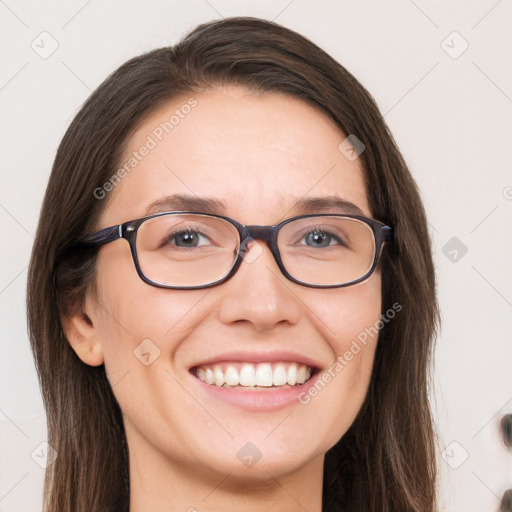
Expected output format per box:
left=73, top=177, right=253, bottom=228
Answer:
left=191, top=362, right=314, bottom=389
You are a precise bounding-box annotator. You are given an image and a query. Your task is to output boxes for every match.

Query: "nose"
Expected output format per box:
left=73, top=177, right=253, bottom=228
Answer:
left=217, top=238, right=302, bottom=331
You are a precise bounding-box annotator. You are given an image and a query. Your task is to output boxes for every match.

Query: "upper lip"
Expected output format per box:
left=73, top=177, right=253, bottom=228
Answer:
left=189, top=350, right=323, bottom=371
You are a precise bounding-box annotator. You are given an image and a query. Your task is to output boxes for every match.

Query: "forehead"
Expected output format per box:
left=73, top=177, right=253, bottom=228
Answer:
left=101, top=86, right=370, bottom=226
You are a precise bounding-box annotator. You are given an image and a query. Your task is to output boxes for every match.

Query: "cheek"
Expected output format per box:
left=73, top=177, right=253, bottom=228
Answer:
left=91, top=254, right=213, bottom=442
left=296, top=275, right=382, bottom=442
left=91, top=246, right=207, bottom=377
left=309, top=273, right=382, bottom=352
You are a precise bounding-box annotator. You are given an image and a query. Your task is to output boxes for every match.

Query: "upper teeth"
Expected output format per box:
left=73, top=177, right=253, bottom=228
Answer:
left=195, top=362, right=312, bottom=388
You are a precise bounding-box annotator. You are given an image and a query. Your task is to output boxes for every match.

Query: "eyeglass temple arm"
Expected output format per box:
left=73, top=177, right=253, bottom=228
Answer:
left=78, top=225, right=123, bottom=247
left=382, top=225, right=394, bottom=242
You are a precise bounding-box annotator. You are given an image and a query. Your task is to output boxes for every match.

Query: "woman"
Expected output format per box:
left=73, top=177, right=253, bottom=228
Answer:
left=27, top=16, right=439, bottom=512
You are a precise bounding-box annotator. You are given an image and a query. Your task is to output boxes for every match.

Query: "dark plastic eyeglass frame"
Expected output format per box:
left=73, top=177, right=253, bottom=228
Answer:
left=76, top=211, right=394, bottom=290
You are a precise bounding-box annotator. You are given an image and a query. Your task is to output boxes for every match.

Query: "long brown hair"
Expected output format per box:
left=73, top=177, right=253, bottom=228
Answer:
left=27, top=17, right=439, bottom=511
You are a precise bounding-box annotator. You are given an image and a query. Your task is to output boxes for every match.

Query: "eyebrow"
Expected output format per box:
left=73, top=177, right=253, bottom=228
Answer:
left=144, top=193, right=365, bottom=217
left=292, top=195, right=365, bottom=216
left=145, top=194, right=226, bottom=215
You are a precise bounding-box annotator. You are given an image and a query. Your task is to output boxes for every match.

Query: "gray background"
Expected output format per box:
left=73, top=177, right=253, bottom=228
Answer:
left=0, top=1, right=511, bottom=510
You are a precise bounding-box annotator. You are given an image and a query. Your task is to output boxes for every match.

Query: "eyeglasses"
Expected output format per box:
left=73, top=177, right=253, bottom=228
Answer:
left=75, top=211, right=394, bottom=289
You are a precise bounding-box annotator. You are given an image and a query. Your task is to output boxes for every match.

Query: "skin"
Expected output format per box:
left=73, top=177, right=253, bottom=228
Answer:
left=65, top=86, right=382, bottom=511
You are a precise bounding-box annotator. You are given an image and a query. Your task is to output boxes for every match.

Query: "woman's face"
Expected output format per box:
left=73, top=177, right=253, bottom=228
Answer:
left=73, top=86, right=382, bottom=484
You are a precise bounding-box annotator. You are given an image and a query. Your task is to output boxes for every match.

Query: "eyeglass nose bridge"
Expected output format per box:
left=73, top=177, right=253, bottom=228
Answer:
left=238, top=224, right=280, bottom=258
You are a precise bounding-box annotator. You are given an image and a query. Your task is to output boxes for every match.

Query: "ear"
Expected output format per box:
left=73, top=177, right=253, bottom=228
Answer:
left=62, top=296, right=104, bottom=367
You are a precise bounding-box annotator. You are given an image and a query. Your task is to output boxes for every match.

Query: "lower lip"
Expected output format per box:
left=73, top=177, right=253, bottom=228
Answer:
left=190, top=372, right=320, bottom=411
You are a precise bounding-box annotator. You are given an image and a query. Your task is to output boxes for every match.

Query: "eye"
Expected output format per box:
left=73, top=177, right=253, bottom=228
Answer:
left=301, top=228, right=347, bottom=248
left=165, top=229, right=211, bottom=248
